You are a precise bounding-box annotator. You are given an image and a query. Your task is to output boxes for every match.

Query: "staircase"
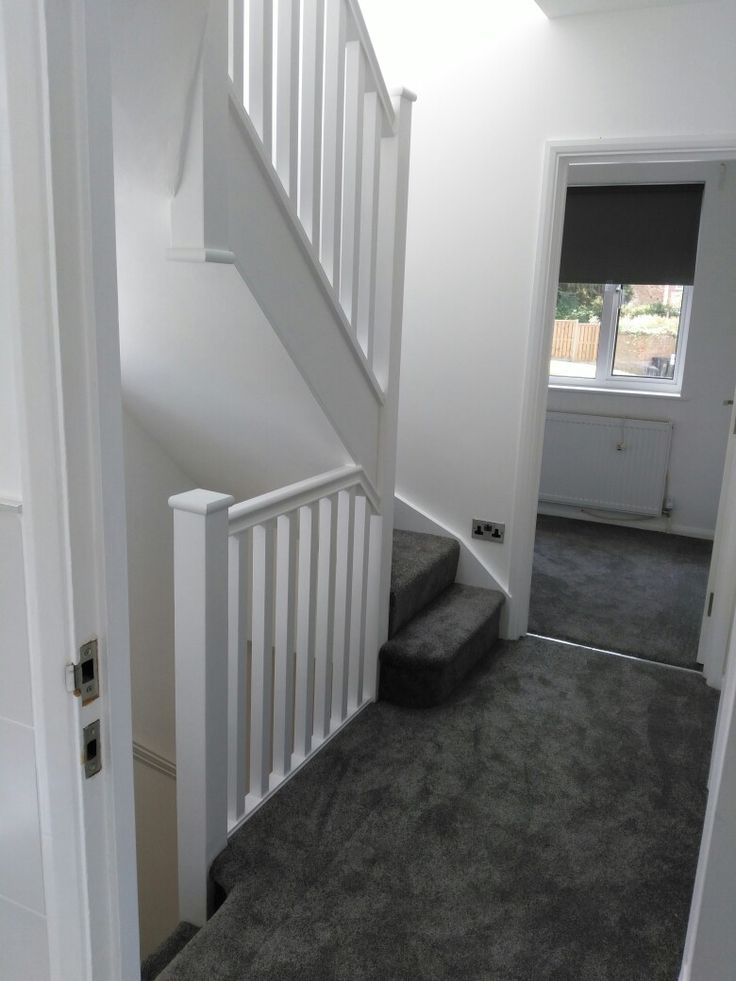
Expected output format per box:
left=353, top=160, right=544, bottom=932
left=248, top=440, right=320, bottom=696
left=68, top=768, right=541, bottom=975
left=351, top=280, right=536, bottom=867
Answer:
left=159, top=0, right=420, bottom=939
left=380, top=530, right=505, bottom=707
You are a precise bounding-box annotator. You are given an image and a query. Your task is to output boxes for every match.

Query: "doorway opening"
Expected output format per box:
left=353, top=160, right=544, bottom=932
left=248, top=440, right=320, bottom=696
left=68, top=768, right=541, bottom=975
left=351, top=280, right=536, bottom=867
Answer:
left=511, top=141, right=736, bottom=689
left=527, top=160, right=733, bottom=671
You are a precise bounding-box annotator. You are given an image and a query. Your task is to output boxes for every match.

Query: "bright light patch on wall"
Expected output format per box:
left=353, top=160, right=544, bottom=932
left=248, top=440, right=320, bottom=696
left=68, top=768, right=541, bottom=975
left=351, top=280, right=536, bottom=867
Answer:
left=534, top=0, right=716, bottom=19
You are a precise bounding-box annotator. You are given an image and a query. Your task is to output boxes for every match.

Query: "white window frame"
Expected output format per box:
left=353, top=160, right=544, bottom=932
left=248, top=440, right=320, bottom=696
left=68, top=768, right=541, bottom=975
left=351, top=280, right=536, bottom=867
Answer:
left=549, top=282, right=693, bottom=395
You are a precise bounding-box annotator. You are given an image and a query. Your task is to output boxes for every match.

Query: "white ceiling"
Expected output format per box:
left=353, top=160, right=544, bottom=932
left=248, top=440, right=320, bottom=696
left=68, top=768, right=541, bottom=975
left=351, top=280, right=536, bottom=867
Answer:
left=535, top=0, right=714, bottom=17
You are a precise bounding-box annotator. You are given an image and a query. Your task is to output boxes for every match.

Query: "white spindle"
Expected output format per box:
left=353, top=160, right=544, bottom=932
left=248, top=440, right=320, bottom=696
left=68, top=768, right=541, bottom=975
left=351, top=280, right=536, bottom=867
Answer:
left=227, top=531, right=251, bottom=824
left=320, top=0, right=346, bottom=288
left=339, top=40, right=365, bottom=325
left=168, top=489, right=234, bottom=927
left=249, top=0, right=274, bottom=155
left=298, top=0, right=324, bottom=245
left=331, top=487, right=354, bottom=725
left=274, top=0, right=300, bottom=198
left=356, top=91, right=381, bottom=364
left=362, top=511, right=383, bottom=702
left=249, top=520, right=275, bottom=802
left=313, top=493, right=337, bottom=740
left=348, top=494, right=370, bottom=710
left=228, top=0, right=245, bottom=101
left=273, top=512, right=297, bottom=777
left=294, top=502, right=318, bottom=758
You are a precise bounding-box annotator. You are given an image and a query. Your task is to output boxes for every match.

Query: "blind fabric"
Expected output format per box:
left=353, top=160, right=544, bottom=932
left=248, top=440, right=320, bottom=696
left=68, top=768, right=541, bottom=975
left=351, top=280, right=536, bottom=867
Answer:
left=559, top=183, right=704, bottom=285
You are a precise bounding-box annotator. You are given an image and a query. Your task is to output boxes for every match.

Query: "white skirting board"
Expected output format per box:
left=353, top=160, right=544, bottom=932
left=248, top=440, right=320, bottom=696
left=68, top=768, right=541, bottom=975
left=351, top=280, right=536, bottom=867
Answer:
left=539, top=411, right=673, bottom=517
left=537, top=502, right=713, bottom=540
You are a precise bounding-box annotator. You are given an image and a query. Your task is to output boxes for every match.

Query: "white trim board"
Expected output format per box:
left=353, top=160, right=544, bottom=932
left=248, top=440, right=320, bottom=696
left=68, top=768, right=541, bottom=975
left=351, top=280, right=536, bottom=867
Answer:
left=133, top=742, right=176, bottom=781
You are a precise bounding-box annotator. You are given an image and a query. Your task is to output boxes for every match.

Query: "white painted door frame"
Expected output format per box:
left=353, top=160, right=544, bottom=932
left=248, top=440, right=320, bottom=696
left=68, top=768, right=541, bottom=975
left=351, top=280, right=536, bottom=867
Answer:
left=2, top=1, right=139, bottom=978
left=508, top=135, right=736, bottom=654
left=679, top=592, right=736, bottom=980
left=509, top=134, right=736, bottom=980
left=698, top=399, right=736, bottom=687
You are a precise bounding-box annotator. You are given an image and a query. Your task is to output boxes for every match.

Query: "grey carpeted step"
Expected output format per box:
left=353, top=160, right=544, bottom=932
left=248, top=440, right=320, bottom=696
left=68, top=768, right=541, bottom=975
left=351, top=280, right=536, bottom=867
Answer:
left=389, top=530, right=460, bottom=638
left=141, top=922, right=199, bottom=981
left=380, top=583, right=504, bottom=707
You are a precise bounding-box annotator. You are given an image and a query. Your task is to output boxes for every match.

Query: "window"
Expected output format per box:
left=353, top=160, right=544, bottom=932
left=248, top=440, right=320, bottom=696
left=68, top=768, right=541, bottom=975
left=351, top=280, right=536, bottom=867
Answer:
left=550, top=182, right=703, bottom=395
left=549, top=282, right=692, bottom=392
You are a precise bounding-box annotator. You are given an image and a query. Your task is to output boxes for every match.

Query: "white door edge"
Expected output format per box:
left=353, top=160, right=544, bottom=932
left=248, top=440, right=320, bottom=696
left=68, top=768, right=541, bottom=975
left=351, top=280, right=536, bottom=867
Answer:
left=2, top=0, right=140, bottom=977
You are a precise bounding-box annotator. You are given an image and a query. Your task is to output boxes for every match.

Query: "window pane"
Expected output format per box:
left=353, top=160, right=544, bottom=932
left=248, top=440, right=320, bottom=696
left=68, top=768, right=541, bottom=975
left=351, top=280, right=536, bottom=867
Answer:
left=612, top=285, right=684, bottom=379
left=550, top=284, right=604, bottom=379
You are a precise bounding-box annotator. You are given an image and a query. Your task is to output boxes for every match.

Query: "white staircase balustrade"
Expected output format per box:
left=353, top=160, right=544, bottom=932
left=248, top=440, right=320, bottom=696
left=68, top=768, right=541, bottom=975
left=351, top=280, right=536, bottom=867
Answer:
left=227, top=0, right=396, bottom=353
left=170, top=1, right=415, bottom=461
left=168, top=0, right=414, bottom=931
left=170, top=465, right=382, bottom=926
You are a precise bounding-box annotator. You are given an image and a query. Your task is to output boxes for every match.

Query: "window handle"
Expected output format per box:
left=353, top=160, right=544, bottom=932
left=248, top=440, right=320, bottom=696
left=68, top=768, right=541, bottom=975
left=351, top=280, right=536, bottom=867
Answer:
left=724, top=399, right=734, bottom=406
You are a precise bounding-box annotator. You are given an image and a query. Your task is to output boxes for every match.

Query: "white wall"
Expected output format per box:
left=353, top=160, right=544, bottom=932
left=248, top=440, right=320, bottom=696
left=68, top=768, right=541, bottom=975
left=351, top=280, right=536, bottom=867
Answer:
left=0, top=46, right=21, bottom=504
left=360, top=0, right=736, bottom=598
left=111, top=0, right=349, bottom=505
left=0, top=24, right=50, bottom=972
left=124, top=409, right=197, bottom=760
left=0, top=329, right=21, bottom=502
left=545, top=161, right=736, bottom=539
left=133, top=760, right=179, bottom=959
left=123, top=409, right=195, bottom=955
left=0, top=513, right=51, bottom=981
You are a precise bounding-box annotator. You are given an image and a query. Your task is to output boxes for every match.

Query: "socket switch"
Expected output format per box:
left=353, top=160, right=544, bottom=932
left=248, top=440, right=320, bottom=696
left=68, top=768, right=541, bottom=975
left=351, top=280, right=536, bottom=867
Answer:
left=472, top=520, right=505, bottom=543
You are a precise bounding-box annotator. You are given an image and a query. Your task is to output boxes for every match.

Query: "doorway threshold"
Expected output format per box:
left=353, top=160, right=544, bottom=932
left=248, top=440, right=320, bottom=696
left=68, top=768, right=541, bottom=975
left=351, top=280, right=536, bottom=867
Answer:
left=526, top=632, right=704, bottom=676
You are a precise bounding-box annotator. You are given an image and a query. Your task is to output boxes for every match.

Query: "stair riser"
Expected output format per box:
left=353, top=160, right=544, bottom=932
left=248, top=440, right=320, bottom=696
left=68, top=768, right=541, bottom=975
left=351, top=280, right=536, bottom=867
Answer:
left=389, top=540, right=459, bottom=638
left=380, top=605, right=502, bottom=708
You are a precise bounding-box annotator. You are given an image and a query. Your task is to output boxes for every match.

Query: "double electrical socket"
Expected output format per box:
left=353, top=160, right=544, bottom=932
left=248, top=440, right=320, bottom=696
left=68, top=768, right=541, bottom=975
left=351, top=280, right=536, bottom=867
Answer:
left=472, top=519, right=505, bottom=543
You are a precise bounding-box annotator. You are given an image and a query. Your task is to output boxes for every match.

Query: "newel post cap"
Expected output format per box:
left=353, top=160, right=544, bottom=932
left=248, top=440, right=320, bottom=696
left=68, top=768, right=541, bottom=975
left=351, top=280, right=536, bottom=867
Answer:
left=391, top=86, right=418, bottom=103
left=168, top=489, right=235, bottom=515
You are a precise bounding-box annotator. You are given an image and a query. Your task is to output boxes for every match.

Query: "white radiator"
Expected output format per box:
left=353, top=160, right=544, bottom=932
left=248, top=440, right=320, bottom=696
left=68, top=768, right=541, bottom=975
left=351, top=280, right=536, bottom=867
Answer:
left=539, top=412, right=673, bottom=517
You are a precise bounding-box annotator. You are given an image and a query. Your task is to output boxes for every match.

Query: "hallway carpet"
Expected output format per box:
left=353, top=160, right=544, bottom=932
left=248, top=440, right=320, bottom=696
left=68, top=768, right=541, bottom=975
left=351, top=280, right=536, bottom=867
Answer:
left=160, top=636, right=718, bottom=981
left=529, top=515, right=712, bottom=669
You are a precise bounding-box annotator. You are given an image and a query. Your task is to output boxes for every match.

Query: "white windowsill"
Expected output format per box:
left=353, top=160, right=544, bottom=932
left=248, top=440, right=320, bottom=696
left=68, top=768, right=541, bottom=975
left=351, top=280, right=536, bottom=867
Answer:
left=549, top=384, right=686, bottom=400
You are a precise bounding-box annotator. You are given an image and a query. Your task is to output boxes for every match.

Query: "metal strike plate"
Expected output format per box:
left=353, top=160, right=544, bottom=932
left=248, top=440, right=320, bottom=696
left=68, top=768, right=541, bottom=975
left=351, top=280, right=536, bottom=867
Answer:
left=73, top=639, right=99, bottom=706
left=83, top=719, right=101, bottom=779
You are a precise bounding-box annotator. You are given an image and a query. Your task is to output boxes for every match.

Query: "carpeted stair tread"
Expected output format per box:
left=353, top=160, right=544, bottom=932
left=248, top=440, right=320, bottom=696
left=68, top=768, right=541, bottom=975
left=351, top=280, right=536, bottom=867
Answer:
left=141, top=922, right=199, bottom=980
left=380, top=583, right=504, bottom=707
left=389, top=529, right=460, bottom=638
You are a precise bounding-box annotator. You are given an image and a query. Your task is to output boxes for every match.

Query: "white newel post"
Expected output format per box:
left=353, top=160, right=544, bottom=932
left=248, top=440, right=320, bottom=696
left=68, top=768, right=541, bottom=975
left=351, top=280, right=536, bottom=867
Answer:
left=169, top=489, right=234, bottom=926
left=372, top=89, right=416, bottom=692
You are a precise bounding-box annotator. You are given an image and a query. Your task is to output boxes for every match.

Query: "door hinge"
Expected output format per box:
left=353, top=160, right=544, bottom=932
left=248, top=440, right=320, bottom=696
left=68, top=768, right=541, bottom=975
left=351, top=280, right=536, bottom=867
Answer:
left=707, top=592, right=715, bottom=617
left=65, top=638, right=100, bottom=706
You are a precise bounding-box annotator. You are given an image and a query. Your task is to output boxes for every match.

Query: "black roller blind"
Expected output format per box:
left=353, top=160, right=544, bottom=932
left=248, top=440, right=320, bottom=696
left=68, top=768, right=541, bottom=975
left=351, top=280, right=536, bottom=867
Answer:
left=559, top=183, right=704, bottom=285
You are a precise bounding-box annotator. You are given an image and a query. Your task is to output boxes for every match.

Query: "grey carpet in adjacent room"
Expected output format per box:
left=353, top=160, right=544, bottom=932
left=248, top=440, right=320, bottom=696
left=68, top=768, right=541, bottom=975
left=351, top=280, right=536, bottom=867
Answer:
left=159, top=636, right=717, bottom=981
left=529, top=515, right=712, bottom=669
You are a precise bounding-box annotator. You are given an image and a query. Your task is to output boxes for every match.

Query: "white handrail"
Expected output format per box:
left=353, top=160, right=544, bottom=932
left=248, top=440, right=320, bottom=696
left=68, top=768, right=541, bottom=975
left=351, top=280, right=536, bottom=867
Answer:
left=227, top=463, right=380, bottom=534
left=343, top=0, right=396, bottom=132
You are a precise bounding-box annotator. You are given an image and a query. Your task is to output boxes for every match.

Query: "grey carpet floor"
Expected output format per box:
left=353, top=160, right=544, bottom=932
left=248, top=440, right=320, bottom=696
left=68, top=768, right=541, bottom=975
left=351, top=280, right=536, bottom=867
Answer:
left=161, top=636, right=718, bottom=981
left=529, top=515, right=712, bottom=670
